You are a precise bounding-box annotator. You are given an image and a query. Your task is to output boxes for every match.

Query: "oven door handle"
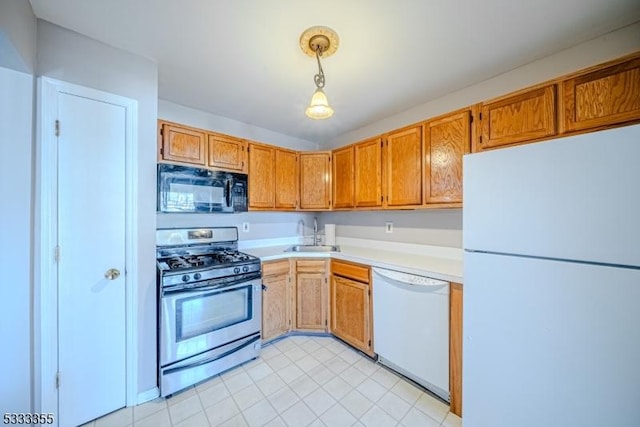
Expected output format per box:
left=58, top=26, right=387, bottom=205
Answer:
left=162, top=275, right=261, bottom=296
left=163, top=335, right=260, bottom=375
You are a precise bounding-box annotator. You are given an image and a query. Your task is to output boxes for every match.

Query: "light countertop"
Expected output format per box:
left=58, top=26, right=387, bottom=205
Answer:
left=242, top=237, right=463, bottom=284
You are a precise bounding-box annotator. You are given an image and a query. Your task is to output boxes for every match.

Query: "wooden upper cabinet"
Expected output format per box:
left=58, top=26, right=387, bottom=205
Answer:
left=208, top=134, right=247, bottom=173
left=424, top=110, right=471, bottom=205
left=560, top=55, right=640, bottom=133
left=385, top=126, right=422, bottom=207
left=354, top=138, right=383, bottom=208
left=274, top=149, right=299, bottom=210
left=299, top=152, right=331, bottom=210
left=248, top=143, right=275, bottom=209
left=159, top=122, right=207, bottom=165
left=477, top=84, right=557, bottom=151
left=332, top=146, right=355, bottom=209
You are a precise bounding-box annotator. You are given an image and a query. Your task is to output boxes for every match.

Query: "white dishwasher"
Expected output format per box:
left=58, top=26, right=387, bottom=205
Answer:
left=372, top=267, right=450, bottom=401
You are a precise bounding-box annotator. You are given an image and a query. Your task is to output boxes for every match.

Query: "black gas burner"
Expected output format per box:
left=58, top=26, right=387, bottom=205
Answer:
left=162, top=251, right=256, bottom=271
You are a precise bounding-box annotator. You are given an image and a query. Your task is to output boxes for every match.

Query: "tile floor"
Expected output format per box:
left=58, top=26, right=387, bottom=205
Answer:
left=86, top=335, right=462, bottom=427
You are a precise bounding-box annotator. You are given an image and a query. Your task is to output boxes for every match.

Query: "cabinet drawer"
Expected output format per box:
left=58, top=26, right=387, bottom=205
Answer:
left=331, top=260, right=370, bottom=283
left=296, top=260, right=326, bottom=273
left=262, top=260, right=289, bottom=277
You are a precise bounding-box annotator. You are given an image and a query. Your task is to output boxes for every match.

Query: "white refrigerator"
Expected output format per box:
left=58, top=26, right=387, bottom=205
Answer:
left=463, top=124, right=640, bottom=427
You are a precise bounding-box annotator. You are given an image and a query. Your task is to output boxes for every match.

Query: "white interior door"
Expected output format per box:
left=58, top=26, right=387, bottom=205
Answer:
left=57, top=92, right=126, bottom=426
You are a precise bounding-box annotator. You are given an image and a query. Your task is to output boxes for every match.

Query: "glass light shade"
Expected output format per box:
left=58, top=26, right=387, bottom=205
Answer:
left=305, top=88, right=334, bottom=119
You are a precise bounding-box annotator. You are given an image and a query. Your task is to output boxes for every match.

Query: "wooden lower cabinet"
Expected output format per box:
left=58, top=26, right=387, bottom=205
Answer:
left=261, top=260, right=291, bottom=342
left=449, top=282, right=463, bottom=417
left=329, top=260, right=374, bottom=356
left=294, top=259, right=328, bottom=331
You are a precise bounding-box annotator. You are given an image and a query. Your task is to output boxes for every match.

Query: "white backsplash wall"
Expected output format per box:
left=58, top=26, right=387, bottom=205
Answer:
left=157, top=211, right=318, bottom=242
left=319, top=209, right=463, bottom=248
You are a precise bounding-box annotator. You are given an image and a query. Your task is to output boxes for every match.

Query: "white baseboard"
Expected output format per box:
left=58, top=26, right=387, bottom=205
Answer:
left=137, top=387, right=160, bottom=405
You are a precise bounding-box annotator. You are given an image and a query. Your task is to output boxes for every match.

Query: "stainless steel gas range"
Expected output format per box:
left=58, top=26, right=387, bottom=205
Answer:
left=156, top=227, right=262, bottom=397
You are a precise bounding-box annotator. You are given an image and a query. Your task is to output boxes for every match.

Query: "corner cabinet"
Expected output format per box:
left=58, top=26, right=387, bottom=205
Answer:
left=329, top=260, right=374, bottom=356
left=294, top=259, right=328, bottom=331
left=332, top=146, right=355, bottom=209
left=299, top=152, right=331, bottom=210
left=385, top=126, right=423, bottom=207
left=261, top=260, right=291, bottom=343
left=423, top=110, right=471, bottom=205
left=159, top=122, right=207, bottom=166
left=354, top=138, right=383, bottom=208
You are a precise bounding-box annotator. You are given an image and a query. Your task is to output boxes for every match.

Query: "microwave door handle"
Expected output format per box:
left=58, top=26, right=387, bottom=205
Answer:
left=225, top=179, right=232, bottom=207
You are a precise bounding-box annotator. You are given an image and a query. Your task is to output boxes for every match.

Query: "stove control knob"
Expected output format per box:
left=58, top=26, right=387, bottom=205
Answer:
left=234, top=267, right=241, bottom=274
left=242, top=266, right=249, bottom=273
left=194, top=273, right=202, bottom=280
left=182, top=274, right=190, bottom=282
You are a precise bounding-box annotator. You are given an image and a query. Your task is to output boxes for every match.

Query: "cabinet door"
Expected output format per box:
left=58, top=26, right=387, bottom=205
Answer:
left=424, top=110, right=470, bottom=204
left=449, top=282, right=463, bottom=417
left=385, top=126, right=422, bottom=207
left=332, top=146, right=354, bottom=209
left=560, top=56, right=640, bottom=133
left=248, top=143, right=275, bottom=208
left=262, top=272, right=290, bottom=342
left=478, top=85, right=556, bottom=150
left=295, top=260, right=327, bottom=331
left=354, top=138, right=383, bottom=208
left=330, top=275, right=372, bottom=354
left=160, top=122, right=207, bottom=165
left=275, top=149, right=299, bottom=210
left=300, top=152, right=331, bottom=210
left=208, top=134, right=247, bottom=172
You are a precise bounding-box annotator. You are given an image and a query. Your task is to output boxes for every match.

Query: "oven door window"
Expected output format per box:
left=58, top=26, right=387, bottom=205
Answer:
left=176, top=285, right=252, bottom=341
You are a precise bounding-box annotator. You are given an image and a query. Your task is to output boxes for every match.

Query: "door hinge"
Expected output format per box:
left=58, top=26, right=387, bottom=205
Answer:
left=368, top=289, right=371, bottom=296
left=55, top=120, right=60, bottom=137
left=470, top=115, right=474, bottom=123
left=55, top=372, right=60, bottom=389
left=479, top=112, right=483, bottom=120
left=479, top=136, right=483, bottom=144
left=368, top=340, right=371, bottom=347
left=54, top=245, right=60, bottom=263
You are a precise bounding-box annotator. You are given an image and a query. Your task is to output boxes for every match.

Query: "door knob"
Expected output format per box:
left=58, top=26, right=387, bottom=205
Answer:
left=104, top=268, right=121, bottom=280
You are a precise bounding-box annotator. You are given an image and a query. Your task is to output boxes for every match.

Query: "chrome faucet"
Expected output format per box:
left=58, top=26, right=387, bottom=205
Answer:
left=313, top=217, right=319, bottom=246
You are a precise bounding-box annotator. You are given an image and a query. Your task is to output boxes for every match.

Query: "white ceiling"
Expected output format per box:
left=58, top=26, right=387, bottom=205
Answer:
left=29, top=0, right=640, bottom=144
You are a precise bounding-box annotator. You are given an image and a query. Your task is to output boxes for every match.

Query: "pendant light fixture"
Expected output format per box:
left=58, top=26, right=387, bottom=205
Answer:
left=300, top=26, right=339, bottom=120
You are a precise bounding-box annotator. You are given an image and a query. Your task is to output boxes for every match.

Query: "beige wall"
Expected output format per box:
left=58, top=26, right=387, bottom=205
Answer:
left=320, top=22, right=640, bottom=249
left=320, top=210, right=463, bottom=248
left=327, top=21, right=640, bottom=148
left=159, top=99, right=318, bottom=151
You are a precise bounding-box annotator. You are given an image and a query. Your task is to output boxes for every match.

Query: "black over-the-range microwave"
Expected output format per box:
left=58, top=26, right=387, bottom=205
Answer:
left=157, top=164, right=248, bottom=213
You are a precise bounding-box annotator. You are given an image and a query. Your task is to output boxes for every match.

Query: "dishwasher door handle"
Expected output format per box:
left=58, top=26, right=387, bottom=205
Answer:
left=373, top=268, right=449, bottom=289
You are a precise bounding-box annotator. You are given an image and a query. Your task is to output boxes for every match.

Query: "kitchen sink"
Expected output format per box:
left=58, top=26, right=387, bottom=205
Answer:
left=285, top=245, right=340, bottom=253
